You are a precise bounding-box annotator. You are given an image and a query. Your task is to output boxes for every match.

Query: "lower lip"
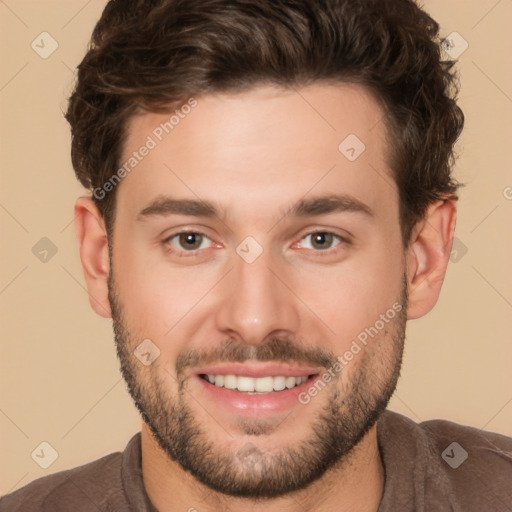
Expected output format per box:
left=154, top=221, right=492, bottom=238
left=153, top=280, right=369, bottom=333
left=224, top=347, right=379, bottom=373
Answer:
left=195, top=375, right=319, bottom=417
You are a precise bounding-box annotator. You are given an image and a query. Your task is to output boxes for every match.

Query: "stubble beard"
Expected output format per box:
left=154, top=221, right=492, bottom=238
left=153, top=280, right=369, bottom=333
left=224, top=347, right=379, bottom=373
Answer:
left=108, top=271, right=408, bottom=498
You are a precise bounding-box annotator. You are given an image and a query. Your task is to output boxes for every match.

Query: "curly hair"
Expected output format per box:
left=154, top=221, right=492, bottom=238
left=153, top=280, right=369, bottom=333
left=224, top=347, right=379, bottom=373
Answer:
left=65, top=0, right=464, bottom=247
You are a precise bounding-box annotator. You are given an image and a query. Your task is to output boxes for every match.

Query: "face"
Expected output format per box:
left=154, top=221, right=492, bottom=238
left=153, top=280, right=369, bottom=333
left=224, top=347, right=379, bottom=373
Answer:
left=108, top=83, right=408, bottom=497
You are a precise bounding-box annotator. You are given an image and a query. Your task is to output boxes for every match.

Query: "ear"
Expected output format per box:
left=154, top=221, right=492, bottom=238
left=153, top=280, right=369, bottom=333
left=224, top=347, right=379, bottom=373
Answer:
left=405, top=199, right=457, bottom=320
left=74, top=197, right=112, bottom=318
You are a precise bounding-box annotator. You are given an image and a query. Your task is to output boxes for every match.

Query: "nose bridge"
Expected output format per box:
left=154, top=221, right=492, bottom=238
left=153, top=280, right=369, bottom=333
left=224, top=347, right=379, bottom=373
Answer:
left=214, top=243, right=301, bottom=344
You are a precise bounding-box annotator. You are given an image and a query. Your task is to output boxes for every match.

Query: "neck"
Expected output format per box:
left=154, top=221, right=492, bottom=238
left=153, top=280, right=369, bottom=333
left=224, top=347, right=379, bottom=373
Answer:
left=141, top=423, right=384, bottom=512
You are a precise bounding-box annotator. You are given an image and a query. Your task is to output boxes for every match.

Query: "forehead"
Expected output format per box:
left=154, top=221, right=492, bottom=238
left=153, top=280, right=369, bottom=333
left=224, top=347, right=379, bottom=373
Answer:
left=116, top=83, right=396, bottom=222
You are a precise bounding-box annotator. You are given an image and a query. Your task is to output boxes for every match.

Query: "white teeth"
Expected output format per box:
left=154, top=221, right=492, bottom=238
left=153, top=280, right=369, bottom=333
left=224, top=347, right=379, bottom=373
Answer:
left=285, top=376, right=297, bottom=389
left=224, top=374, right=237, bottom=390
left=255, top=376, right=274, bottom=392
left=272, top=376, right=286, bottom=391
left=237, top=376, right=255, bottom=392
left=204, top=374, right=308, bottom=392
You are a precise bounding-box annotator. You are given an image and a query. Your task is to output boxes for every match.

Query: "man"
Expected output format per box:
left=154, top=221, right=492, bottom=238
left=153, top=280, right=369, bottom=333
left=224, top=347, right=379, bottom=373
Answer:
left=2, top=0, right=511, bottom=510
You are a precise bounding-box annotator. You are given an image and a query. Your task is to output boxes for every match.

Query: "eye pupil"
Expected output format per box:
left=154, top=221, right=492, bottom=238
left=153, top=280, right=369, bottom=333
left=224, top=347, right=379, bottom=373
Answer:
left=179, top=233, right=202, bottom=250
left=312, top=232, right=332, bottom=250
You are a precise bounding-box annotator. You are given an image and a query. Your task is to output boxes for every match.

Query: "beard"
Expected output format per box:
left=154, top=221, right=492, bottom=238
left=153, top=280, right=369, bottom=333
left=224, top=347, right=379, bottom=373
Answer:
left=108, top=271, right=408, bottom=499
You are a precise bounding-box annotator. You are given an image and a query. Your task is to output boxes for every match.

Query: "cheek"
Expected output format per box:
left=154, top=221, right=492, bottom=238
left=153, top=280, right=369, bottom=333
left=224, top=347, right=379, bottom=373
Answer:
left=110, top=236, right=167, bottom=339
left=292, top=238, right=404, bottom=352
left=111, top=241, right=220, bottom=348
left=112, top=213, right=404, bottom=362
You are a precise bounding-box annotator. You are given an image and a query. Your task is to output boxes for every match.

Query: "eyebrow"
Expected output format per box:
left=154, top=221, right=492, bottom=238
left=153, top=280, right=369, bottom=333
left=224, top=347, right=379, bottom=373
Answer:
left=137, top=194, right=374, bottom=222
left=137, top=196, right=217, bottom=220
left=290, top=194, right=374, bottom=219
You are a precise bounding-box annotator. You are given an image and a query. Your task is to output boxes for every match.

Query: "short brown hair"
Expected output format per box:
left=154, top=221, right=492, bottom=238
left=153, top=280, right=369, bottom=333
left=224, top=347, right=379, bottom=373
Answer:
left=65, top=0, right=464, bottom=246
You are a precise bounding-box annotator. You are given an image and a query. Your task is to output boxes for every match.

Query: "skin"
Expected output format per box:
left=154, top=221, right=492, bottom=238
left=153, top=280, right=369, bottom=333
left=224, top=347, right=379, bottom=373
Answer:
left=75, top=83, right=456, bottom=511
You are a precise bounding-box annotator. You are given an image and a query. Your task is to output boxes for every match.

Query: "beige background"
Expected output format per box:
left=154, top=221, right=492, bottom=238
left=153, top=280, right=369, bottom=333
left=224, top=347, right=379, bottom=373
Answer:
left=1, top=0, right=511, bottom=495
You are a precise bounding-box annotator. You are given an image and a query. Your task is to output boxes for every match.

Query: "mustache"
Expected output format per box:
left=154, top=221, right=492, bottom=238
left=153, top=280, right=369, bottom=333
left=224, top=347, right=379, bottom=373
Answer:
left=175, top=337, right=338, bottom=374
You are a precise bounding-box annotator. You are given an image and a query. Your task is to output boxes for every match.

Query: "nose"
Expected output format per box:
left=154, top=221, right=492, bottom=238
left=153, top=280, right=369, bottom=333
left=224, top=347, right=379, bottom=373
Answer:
left=214, top=245, right=301, bottom=346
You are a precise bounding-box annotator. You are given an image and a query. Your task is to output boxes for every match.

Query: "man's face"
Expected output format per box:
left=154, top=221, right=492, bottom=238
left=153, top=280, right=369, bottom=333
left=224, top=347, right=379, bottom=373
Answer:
left=108, top=84, right=408, bottom=497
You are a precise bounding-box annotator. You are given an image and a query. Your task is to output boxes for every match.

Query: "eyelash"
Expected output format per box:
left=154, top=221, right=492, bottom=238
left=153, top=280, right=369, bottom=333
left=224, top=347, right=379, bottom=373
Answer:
left=162, top=230, right=351, bottom=257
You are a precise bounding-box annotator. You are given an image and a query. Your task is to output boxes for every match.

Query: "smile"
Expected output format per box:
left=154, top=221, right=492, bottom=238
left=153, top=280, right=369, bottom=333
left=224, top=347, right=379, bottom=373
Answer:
left=199, top=374, right=310, bottom=393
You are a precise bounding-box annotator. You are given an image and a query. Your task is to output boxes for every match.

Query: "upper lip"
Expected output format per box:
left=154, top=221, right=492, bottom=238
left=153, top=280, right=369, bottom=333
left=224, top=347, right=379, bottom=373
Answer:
left=193, top=362, right=322, bottom=378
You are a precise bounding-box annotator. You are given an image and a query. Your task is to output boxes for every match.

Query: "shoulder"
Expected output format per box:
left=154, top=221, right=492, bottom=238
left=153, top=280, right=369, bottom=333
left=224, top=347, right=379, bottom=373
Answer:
left=420, top=415, right=512, bottom=503
left=0, top=450, right=124, bottom=512
left=420, top=415, right=512, bottom=462
left=378, top=410, right=512, bottom=511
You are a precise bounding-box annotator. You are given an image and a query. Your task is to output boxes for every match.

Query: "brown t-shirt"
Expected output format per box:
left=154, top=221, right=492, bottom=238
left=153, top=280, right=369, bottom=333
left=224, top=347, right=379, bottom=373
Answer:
left=1, top=410, right=511, bottom=511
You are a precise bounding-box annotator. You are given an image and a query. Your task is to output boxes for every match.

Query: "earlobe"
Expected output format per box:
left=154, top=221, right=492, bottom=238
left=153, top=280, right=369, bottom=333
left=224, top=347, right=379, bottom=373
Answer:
left=74, top=197, right=112, bottom=318
left=405, top=199, right=457, bottom=320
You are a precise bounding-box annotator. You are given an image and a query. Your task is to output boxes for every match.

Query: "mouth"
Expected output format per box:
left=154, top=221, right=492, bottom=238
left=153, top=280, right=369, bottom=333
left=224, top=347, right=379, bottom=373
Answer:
left=199, top=374, right=311, bottom=393
left=192, top=363, right=322, bottom=417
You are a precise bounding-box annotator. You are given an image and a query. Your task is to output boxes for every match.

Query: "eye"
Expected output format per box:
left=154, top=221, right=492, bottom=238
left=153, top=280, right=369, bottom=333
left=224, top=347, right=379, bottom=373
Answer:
left=298, top=232, right=344, bottom=251
left=165, top=232, right=213, bottom=252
